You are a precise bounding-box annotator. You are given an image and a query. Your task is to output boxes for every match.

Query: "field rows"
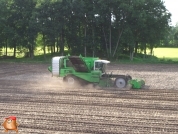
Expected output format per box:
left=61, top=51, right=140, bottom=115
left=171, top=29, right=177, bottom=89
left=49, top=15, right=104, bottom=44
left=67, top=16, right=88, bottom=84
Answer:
left=0, top=63, right=178, bottom=133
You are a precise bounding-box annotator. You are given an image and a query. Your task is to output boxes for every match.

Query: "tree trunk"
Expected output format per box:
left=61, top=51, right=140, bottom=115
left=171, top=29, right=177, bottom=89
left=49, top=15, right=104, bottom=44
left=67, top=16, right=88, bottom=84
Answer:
left=134, top=41, right=138, bottom=56
left=143, top=43, right=146, bottom=58
left=5, top=39, right=8, bottom=56
left=54, top=42, right=55, bottom=54
left=92, top=23, right=95, bottom=57
left=112, top=29, right=123, bottom=57
left=150, top=44, right=154, bottom=55
left=84, top=46, right=86, bottom=57
left=13, top=40, right=16, bottom=57
left=57, top=37, right=59, bottom=52
left=130, top=51, right=134, bottom=61
left=109, top=10, right=112, bottom=58
left=84, top=24, right=87, bottom=56
left=129, top=43, right=135, bottom=61
left=109, top=23, right=111, bottom=58
left=28, top=46, right=31, bottom=58
left=51, top=45, right=53, bottom=55
left=102, top=27, right=108, bottom=57
left=43, top=44, right=46, bottom=59
left=42, top=33, right=46, bottom=59
left=60, top=29, right=64, bottom=56
left=31, top=42, right=34, bottom=59
left=150, top=48, right=153, bottom=55
left=79, top=22, right=82, bottom=55
left=53, top=38, right=55, bottom=54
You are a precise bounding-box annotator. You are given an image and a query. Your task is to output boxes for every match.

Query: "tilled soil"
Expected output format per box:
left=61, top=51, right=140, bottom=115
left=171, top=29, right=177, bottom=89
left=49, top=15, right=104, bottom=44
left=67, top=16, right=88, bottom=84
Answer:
left=0, top=62, right=178, bottom=134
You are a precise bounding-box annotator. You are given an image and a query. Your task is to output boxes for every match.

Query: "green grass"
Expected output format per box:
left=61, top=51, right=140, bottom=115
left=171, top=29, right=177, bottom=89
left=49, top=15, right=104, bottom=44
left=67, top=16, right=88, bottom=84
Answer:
left=153, top=48, right=178, bottom=61
left=111, top=47, right=178, bottom=64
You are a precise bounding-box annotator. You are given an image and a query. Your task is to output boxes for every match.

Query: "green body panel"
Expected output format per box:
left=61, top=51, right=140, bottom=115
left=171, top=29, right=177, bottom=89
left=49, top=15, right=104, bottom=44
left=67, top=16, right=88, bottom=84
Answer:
left=128, top=79, right=145, bottom=89
left=98, top=78, right=113, bottom=87
left=57, top=55, right=102, bottom=83
left=72, top=70, right=101, bottom=83
left=60, top=69, right=101, bottom=83
left=48, top=66, right=52, bottom=72
left=59, top=67, right=75, bottom=77
left=47, top=55, right=102, bottom=83
left=82, top=57, right=99, bottom=71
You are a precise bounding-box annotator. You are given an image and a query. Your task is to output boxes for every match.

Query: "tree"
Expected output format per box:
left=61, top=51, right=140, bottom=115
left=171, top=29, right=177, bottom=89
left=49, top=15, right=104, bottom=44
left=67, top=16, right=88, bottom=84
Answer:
left=6, top=0, right=37, bottom=57
left=0, top=0, right=172, bottom=60
left=0, top=0, right=11, bottom=56
left=124, top=0, right=171, bottom=58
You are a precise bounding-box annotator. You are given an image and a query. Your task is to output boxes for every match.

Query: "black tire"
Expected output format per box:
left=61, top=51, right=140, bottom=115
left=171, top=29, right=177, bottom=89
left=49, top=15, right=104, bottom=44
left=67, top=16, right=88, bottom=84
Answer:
left=63, top=75, right=76, bottom=85
left=114, top=77, right=127, bottom=88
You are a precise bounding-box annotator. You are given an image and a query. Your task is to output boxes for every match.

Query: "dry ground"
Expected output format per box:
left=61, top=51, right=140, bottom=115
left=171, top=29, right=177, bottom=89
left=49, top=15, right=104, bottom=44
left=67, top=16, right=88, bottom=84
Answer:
left=0, top=62, right=178, bottom=134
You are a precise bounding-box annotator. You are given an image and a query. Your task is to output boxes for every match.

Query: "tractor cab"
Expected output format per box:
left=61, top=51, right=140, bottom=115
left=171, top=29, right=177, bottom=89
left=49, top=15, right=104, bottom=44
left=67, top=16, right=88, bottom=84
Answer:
left=94, top=60, right=110, bottom=74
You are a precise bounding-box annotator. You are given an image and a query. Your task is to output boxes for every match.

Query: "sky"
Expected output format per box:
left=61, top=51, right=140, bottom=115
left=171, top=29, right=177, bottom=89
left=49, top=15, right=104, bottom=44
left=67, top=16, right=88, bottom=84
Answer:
left=163, top=0, right=178, bottom=26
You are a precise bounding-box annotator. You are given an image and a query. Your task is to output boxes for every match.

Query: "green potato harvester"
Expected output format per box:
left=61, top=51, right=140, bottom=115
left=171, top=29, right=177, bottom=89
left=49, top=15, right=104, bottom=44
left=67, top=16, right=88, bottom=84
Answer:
left=48, top=55, right=145, bottom=89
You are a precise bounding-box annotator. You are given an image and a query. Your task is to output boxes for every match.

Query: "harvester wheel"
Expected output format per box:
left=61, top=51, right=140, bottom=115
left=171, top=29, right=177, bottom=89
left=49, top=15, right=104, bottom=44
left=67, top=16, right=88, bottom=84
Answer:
left=114, top=77, right=127, bottom=89
left=64, top=75, right=76, bottom=85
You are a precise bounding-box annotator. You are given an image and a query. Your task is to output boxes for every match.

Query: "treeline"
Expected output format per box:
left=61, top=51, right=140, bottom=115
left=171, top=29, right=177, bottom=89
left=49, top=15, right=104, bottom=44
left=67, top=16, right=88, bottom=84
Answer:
left=164, top=25, right=178, bottom=48
left=0, top=0, right=176, bottom=59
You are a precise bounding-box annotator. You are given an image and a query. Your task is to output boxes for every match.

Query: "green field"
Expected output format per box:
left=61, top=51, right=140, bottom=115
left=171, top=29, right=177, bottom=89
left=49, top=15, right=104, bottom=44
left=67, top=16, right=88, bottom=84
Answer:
left=153, top=48, right=178, bottom=61
left=1, top=47, right=178, bottom=63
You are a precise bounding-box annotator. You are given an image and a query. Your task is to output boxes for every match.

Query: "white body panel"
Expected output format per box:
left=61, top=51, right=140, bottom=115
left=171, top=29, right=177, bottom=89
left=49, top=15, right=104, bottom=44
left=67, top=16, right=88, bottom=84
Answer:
left=95, top=60, right=110, bottom=64
left=94, top=60, right=110, bottom=70
left=52, top=56, right=64, bottom=76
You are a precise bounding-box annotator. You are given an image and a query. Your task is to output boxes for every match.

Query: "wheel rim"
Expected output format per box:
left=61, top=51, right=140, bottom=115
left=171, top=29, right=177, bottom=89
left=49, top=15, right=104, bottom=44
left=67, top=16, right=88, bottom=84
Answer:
left=67, top=77, right=75, bottom=85
left=115, top=78, right=126, bottom=88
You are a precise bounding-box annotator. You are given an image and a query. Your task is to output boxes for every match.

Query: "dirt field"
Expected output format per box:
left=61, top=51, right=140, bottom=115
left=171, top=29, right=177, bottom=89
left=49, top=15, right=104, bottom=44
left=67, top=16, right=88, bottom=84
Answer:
left=0, top=62, right=178, bottom=134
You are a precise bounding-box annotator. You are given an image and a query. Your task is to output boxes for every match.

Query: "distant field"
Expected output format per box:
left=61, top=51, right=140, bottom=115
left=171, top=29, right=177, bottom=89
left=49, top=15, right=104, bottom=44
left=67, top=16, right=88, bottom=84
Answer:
left=1, top=47, right=178, bottom=61
left=153, top=48, right=178, bottom=61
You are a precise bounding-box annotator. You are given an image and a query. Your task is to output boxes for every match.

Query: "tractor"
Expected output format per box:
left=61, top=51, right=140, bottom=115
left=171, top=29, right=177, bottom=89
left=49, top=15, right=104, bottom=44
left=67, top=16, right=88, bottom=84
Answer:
left=48, top=55, right=145, bottom=89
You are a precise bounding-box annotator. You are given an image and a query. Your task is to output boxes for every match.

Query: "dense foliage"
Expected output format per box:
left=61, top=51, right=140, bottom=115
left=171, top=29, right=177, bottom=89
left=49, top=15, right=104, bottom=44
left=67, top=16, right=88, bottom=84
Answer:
left=0, top=0, right=175, bottom=59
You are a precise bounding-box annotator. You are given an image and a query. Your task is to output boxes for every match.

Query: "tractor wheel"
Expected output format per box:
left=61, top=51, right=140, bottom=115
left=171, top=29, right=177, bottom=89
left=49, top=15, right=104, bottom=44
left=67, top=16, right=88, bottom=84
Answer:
left=114, top=77, right=127, bottom=89
left=64, top=75, right=76, bottom=85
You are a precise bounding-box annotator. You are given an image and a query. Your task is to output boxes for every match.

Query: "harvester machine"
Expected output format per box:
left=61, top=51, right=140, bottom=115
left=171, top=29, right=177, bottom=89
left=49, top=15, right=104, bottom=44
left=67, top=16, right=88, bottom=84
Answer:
left=48, top=55, right=145, bottom=89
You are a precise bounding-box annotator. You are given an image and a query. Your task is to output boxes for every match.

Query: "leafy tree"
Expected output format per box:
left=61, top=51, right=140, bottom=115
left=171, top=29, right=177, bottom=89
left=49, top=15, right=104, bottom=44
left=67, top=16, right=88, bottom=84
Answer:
left=0, top=0, right=172, bottom=60
left=0, top=0, right=11, bottom=55
left=6, top=0, right=37, bottom=57
left=124, top=0, right=171, bottom=58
